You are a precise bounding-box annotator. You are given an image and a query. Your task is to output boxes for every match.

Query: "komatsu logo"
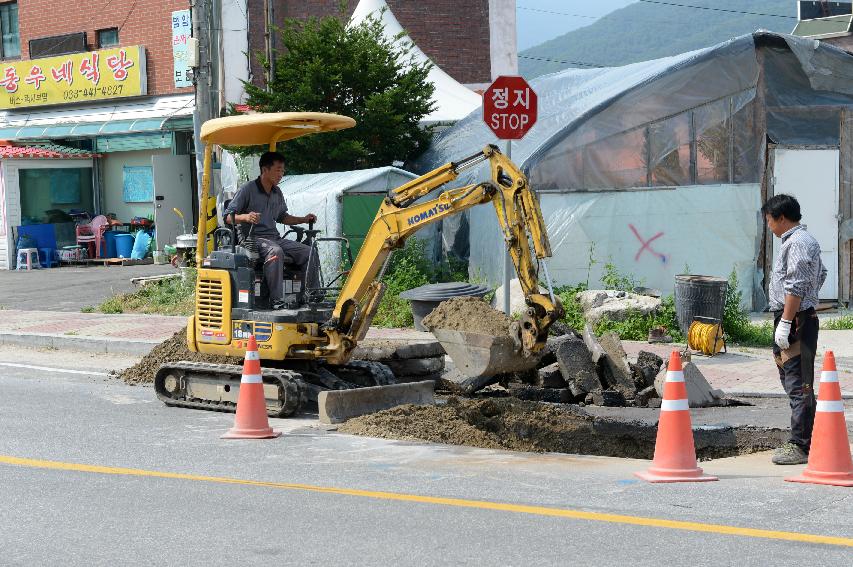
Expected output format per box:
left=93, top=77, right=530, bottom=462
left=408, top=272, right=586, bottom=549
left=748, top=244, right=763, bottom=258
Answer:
left=407, top=203, right=450, bottom=226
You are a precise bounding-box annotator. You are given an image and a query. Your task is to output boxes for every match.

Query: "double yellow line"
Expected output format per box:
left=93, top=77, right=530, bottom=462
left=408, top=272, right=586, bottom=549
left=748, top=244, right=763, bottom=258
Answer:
left=2, top=454, right=851, bottom=548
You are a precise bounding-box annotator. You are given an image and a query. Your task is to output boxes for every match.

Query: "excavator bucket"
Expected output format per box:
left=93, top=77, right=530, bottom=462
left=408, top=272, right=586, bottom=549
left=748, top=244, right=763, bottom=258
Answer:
left=430, top=328, right=541, bottom=379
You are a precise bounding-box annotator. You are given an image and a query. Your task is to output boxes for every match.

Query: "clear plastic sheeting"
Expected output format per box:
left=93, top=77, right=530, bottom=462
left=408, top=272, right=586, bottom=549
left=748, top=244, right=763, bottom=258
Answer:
left=468, top=184, right=762, bottom=308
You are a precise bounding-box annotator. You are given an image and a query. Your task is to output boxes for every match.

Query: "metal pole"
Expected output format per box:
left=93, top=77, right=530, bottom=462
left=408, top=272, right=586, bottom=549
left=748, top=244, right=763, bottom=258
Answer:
left=503, top=140, right=512, bottom=314
left=191, top=0, right=212, bottom=200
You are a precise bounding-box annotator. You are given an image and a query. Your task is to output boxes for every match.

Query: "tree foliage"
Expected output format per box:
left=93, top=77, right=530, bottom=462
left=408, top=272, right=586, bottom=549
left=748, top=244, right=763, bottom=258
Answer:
left=242, top=7, right=436, bottom=174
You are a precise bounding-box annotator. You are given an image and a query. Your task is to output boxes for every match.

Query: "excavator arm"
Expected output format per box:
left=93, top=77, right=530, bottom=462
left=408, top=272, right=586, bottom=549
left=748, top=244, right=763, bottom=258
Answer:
left=318, top=145, right=564, bottom=365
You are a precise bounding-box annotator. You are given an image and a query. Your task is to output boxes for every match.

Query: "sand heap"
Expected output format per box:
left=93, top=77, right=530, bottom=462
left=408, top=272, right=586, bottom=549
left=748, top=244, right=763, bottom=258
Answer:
left=422, top=296, right=512, bottom=336
left=118, top=328, right=240, bottom=385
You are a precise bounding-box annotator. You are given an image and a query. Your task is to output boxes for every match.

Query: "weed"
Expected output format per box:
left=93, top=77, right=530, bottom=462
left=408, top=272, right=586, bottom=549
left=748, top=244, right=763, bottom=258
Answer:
left=80, top=306, right=95, bottom=313
left=721, top=269, right=773, bottom=347
left=822, top=314, right=853, bottom=330
left=97, top=271, right=195, bottom=316
left=600, top=261, right=640, bottom=291
left=64, top=330, right=79, bottom=336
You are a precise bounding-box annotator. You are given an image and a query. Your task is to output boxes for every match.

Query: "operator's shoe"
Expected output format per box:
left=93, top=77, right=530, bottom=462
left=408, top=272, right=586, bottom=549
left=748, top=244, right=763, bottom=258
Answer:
left=772, top=442, right=809, bottom=465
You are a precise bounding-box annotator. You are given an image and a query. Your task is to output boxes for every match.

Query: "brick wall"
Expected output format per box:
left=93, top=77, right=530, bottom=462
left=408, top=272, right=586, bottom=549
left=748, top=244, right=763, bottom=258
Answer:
left=247, top=0, right=491, bottom=89
left=13, top=0, right=192, bottom=97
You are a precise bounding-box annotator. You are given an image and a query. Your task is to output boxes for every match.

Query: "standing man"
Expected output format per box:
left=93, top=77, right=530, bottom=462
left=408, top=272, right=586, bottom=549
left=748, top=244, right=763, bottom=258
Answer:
left=224, top=151, right=316, bottom=309
left=762, top=194, right=827, bottom=465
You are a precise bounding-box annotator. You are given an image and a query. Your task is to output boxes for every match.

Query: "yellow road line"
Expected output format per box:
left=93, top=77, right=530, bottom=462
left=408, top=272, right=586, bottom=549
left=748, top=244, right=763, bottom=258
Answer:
left=2, top=454, right=851, bottom=548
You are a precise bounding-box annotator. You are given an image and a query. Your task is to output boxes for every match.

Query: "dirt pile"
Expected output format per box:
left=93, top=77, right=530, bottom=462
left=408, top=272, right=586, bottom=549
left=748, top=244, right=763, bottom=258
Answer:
left=422, top=296, right=511, bottom=336
left=118, top=328, right=240, bottom=385
left=339, top=396, right=782, bottom=460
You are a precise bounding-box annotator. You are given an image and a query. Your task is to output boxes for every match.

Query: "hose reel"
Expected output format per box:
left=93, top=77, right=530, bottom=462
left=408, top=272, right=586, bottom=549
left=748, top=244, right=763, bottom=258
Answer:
left=687, top=316, right=726, bottom=356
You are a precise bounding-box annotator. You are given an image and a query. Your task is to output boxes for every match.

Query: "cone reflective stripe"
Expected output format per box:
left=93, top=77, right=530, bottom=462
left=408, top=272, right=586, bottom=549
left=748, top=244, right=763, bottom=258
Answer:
left=635, top=351, right=718, bottom=483
left=221, top=335, right=281, bottom=440
left=786, top=351, right=853, bottom=487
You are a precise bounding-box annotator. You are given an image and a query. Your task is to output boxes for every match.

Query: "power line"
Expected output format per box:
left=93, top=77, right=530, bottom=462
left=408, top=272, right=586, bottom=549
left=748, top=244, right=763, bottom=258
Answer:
left=637, top=0, right=796, bottom=19
left=517, top=6, right=598, bottom=19
left=518, top=54, right=606, bottom=68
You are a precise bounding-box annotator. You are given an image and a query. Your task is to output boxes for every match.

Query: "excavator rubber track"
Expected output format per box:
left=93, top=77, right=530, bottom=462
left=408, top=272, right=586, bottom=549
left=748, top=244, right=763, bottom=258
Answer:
left=154, top=361, right=308, bottom=418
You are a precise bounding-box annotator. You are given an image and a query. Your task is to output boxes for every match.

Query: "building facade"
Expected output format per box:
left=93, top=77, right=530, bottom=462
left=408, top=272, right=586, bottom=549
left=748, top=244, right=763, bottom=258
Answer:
left=0, top=0, right=196, bottom=269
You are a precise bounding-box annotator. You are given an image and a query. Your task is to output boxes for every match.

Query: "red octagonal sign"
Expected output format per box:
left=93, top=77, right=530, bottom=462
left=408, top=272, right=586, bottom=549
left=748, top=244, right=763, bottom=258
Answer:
left=483, top=75, right=537, bottom=140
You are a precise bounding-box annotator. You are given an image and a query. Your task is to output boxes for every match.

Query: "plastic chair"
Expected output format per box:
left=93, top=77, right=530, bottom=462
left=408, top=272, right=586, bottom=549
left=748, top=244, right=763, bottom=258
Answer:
left=39, top=247, right=59, bottom=268
left=76, top=215, right=109, bottom=259
left=16, top=248, right=41, bottom=270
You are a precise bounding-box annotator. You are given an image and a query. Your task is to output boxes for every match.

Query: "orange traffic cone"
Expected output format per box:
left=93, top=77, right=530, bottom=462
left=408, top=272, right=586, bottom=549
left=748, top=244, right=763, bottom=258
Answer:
left=786, top=351, right=853, bottom=487
left=635, top=350, right=718, bottom=483
left=221, top=335, right=281, bottom=439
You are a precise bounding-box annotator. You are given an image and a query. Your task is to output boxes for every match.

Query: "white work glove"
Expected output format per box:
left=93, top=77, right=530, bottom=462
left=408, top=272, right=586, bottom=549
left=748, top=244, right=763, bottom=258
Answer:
left=775, top=319, right=792, bottom=350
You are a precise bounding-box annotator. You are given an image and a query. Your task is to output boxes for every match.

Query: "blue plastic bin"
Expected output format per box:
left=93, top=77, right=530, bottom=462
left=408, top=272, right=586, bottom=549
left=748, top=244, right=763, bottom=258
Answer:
left=104, top=230, right=117, bottom=258
left=114, top=233, right=134, bottom=258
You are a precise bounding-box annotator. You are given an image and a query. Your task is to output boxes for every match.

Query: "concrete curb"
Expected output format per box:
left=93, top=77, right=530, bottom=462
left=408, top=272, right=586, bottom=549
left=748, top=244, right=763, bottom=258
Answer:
left=0, top=332, right=160, bottom=356
left=725, top=390, right=853, bottom=400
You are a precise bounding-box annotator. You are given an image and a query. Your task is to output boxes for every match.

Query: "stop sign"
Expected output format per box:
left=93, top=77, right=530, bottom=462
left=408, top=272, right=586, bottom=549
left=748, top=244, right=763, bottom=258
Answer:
left=483, top=76, right=537, bottom=140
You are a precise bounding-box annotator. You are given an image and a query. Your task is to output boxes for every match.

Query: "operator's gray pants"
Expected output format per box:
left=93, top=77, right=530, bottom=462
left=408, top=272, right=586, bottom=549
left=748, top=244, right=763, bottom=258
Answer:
left=257, top=237, right=318, bottom=300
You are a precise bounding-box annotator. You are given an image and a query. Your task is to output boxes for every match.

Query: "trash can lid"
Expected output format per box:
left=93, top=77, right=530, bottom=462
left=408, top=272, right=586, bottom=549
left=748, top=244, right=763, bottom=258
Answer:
left=399, top=282, right=491, bottom=301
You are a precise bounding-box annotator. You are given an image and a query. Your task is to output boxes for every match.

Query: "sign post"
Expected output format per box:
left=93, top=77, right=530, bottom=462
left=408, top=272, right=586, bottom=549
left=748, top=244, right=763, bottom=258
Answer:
left=483, top=76, right=538, bottom=314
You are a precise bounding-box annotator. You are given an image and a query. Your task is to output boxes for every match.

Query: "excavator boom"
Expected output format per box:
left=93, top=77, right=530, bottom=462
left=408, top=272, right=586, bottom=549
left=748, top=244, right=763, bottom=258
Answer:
left=319, top=145, right=563, bottom=366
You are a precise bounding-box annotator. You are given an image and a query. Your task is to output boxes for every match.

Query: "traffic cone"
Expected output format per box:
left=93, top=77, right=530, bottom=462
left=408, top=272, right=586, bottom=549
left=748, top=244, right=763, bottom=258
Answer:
left=635, top=350, right=718, bottom=482
left=221, top=335, right=281, bottom=439
left=786, top=351, right=853, bottom=486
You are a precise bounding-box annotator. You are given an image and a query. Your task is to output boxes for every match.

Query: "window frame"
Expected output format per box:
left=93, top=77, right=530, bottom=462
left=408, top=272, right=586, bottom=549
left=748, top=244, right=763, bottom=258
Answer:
left=96, top=27, right=119, bottom=49
left=0, top=1, right=21, bottom=60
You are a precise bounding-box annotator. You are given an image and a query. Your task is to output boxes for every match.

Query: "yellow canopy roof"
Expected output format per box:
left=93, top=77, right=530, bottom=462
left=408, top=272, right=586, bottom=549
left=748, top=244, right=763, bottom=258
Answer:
left=200, top=112, right=356, bottom=146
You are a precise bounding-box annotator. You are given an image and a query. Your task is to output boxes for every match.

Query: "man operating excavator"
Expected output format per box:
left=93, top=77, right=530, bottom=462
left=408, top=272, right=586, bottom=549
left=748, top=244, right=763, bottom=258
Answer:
left=223, top=151, right=318, bottom=309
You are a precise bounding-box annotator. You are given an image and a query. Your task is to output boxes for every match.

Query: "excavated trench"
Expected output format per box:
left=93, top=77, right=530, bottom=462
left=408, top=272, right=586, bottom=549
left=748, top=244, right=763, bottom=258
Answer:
left=339, top=396, right=788, bottom=460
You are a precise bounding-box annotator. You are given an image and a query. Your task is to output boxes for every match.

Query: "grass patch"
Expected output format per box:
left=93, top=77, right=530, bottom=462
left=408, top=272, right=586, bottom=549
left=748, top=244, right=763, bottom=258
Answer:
left=96, top=271, right=196, bottom=316
left=822, top=314, right=853, bottom=330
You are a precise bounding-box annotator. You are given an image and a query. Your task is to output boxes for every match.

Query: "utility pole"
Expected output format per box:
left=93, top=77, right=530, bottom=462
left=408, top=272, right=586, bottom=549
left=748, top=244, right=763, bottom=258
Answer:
left=191, top=0, right=214, bottom=202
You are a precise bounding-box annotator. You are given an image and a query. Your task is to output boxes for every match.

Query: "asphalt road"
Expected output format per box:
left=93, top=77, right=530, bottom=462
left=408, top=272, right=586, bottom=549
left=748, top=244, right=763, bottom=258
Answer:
left=1, top=346, right=851, bottom=565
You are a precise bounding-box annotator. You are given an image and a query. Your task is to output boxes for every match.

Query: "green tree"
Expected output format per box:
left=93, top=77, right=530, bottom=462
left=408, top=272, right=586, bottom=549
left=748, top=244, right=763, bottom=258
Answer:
left=243, top=6, right=436, bottom=173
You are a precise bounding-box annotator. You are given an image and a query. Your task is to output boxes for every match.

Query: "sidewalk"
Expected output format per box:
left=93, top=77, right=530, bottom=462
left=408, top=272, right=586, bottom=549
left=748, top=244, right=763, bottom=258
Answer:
left=1, top=308, right=852, bottom=396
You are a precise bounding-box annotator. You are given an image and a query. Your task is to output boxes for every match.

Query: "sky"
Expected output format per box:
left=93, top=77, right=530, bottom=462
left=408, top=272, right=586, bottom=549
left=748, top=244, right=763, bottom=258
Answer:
left=516, top=0, right=638, bottom=51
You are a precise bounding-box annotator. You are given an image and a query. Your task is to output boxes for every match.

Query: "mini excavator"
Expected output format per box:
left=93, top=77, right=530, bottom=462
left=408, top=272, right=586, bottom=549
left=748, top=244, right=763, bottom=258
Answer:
left=155, top=112, right=563, bottom=416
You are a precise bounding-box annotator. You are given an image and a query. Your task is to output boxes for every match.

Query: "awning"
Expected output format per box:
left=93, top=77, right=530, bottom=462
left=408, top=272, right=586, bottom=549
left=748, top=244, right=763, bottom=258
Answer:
left=0, top=94, right=194, bottom=141
left=0, top=142, right=99, bottom=159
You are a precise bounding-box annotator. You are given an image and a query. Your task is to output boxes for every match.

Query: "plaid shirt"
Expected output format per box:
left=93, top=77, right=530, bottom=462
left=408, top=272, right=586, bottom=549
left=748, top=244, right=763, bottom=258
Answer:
left=768, top=224, right=827, bottom=312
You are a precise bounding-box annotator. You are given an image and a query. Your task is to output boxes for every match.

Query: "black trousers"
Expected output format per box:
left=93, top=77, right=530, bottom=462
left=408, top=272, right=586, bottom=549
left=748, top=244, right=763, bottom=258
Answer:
left=772, top=308, right=819, bottom=451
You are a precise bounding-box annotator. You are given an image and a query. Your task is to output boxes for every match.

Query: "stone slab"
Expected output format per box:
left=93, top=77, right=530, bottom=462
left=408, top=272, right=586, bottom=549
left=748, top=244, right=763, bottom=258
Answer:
left=318, top=381, right=435, bottom=424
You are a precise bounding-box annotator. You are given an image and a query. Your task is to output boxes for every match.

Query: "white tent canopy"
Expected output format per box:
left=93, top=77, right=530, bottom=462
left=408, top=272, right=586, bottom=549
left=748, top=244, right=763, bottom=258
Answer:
left=348, top=0, right=482, bottom=125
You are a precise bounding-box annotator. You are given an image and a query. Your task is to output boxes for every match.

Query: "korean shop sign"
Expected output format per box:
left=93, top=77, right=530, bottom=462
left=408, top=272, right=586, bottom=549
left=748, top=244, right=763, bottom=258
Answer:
left=483, top=75, right=537, bottom=140
left=172, top=10, right=192, bottom=88
left=0, top=45, right=147, bottom=109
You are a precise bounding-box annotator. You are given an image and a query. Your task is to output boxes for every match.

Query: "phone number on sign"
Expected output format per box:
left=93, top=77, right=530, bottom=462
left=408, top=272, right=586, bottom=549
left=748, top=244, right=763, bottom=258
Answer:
left=62, top=84, right=125, bottom=100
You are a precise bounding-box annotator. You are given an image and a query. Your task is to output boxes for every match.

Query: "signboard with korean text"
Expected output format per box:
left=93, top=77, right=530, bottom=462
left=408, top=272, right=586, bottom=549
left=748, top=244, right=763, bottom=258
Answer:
left=0, top=45, right=147, bottom=109
left=172, top=10, right=192, bottom=88
left=482, top=76, right=537, bottom=140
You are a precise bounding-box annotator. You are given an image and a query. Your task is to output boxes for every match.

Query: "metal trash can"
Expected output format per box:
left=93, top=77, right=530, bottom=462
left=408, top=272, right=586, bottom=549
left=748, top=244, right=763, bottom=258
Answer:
left=674, top=275, right=728, bottom=336
left=399, top=282, right=491, bottom=331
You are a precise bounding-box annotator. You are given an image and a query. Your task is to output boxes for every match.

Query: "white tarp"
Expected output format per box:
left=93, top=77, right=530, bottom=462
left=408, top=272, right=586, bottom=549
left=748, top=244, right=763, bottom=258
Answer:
left=348, top=0, right=482, bottom=124
left=469, top=184, right=762, bottom=304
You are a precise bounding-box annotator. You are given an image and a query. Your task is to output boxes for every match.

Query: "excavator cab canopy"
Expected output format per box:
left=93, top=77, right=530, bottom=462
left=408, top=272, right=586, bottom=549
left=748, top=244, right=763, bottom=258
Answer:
left=200, top=112, right=356, bottom=149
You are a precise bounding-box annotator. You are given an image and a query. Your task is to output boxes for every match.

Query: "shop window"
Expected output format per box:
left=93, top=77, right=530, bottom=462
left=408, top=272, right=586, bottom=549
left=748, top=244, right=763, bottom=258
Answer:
left=97, top=28, right=119, bottom=48
left=0, top=2, right=20, bottom=59
left=649, top=113, right=691, bottom=187
left=19, top=168, right=94, bottom=225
